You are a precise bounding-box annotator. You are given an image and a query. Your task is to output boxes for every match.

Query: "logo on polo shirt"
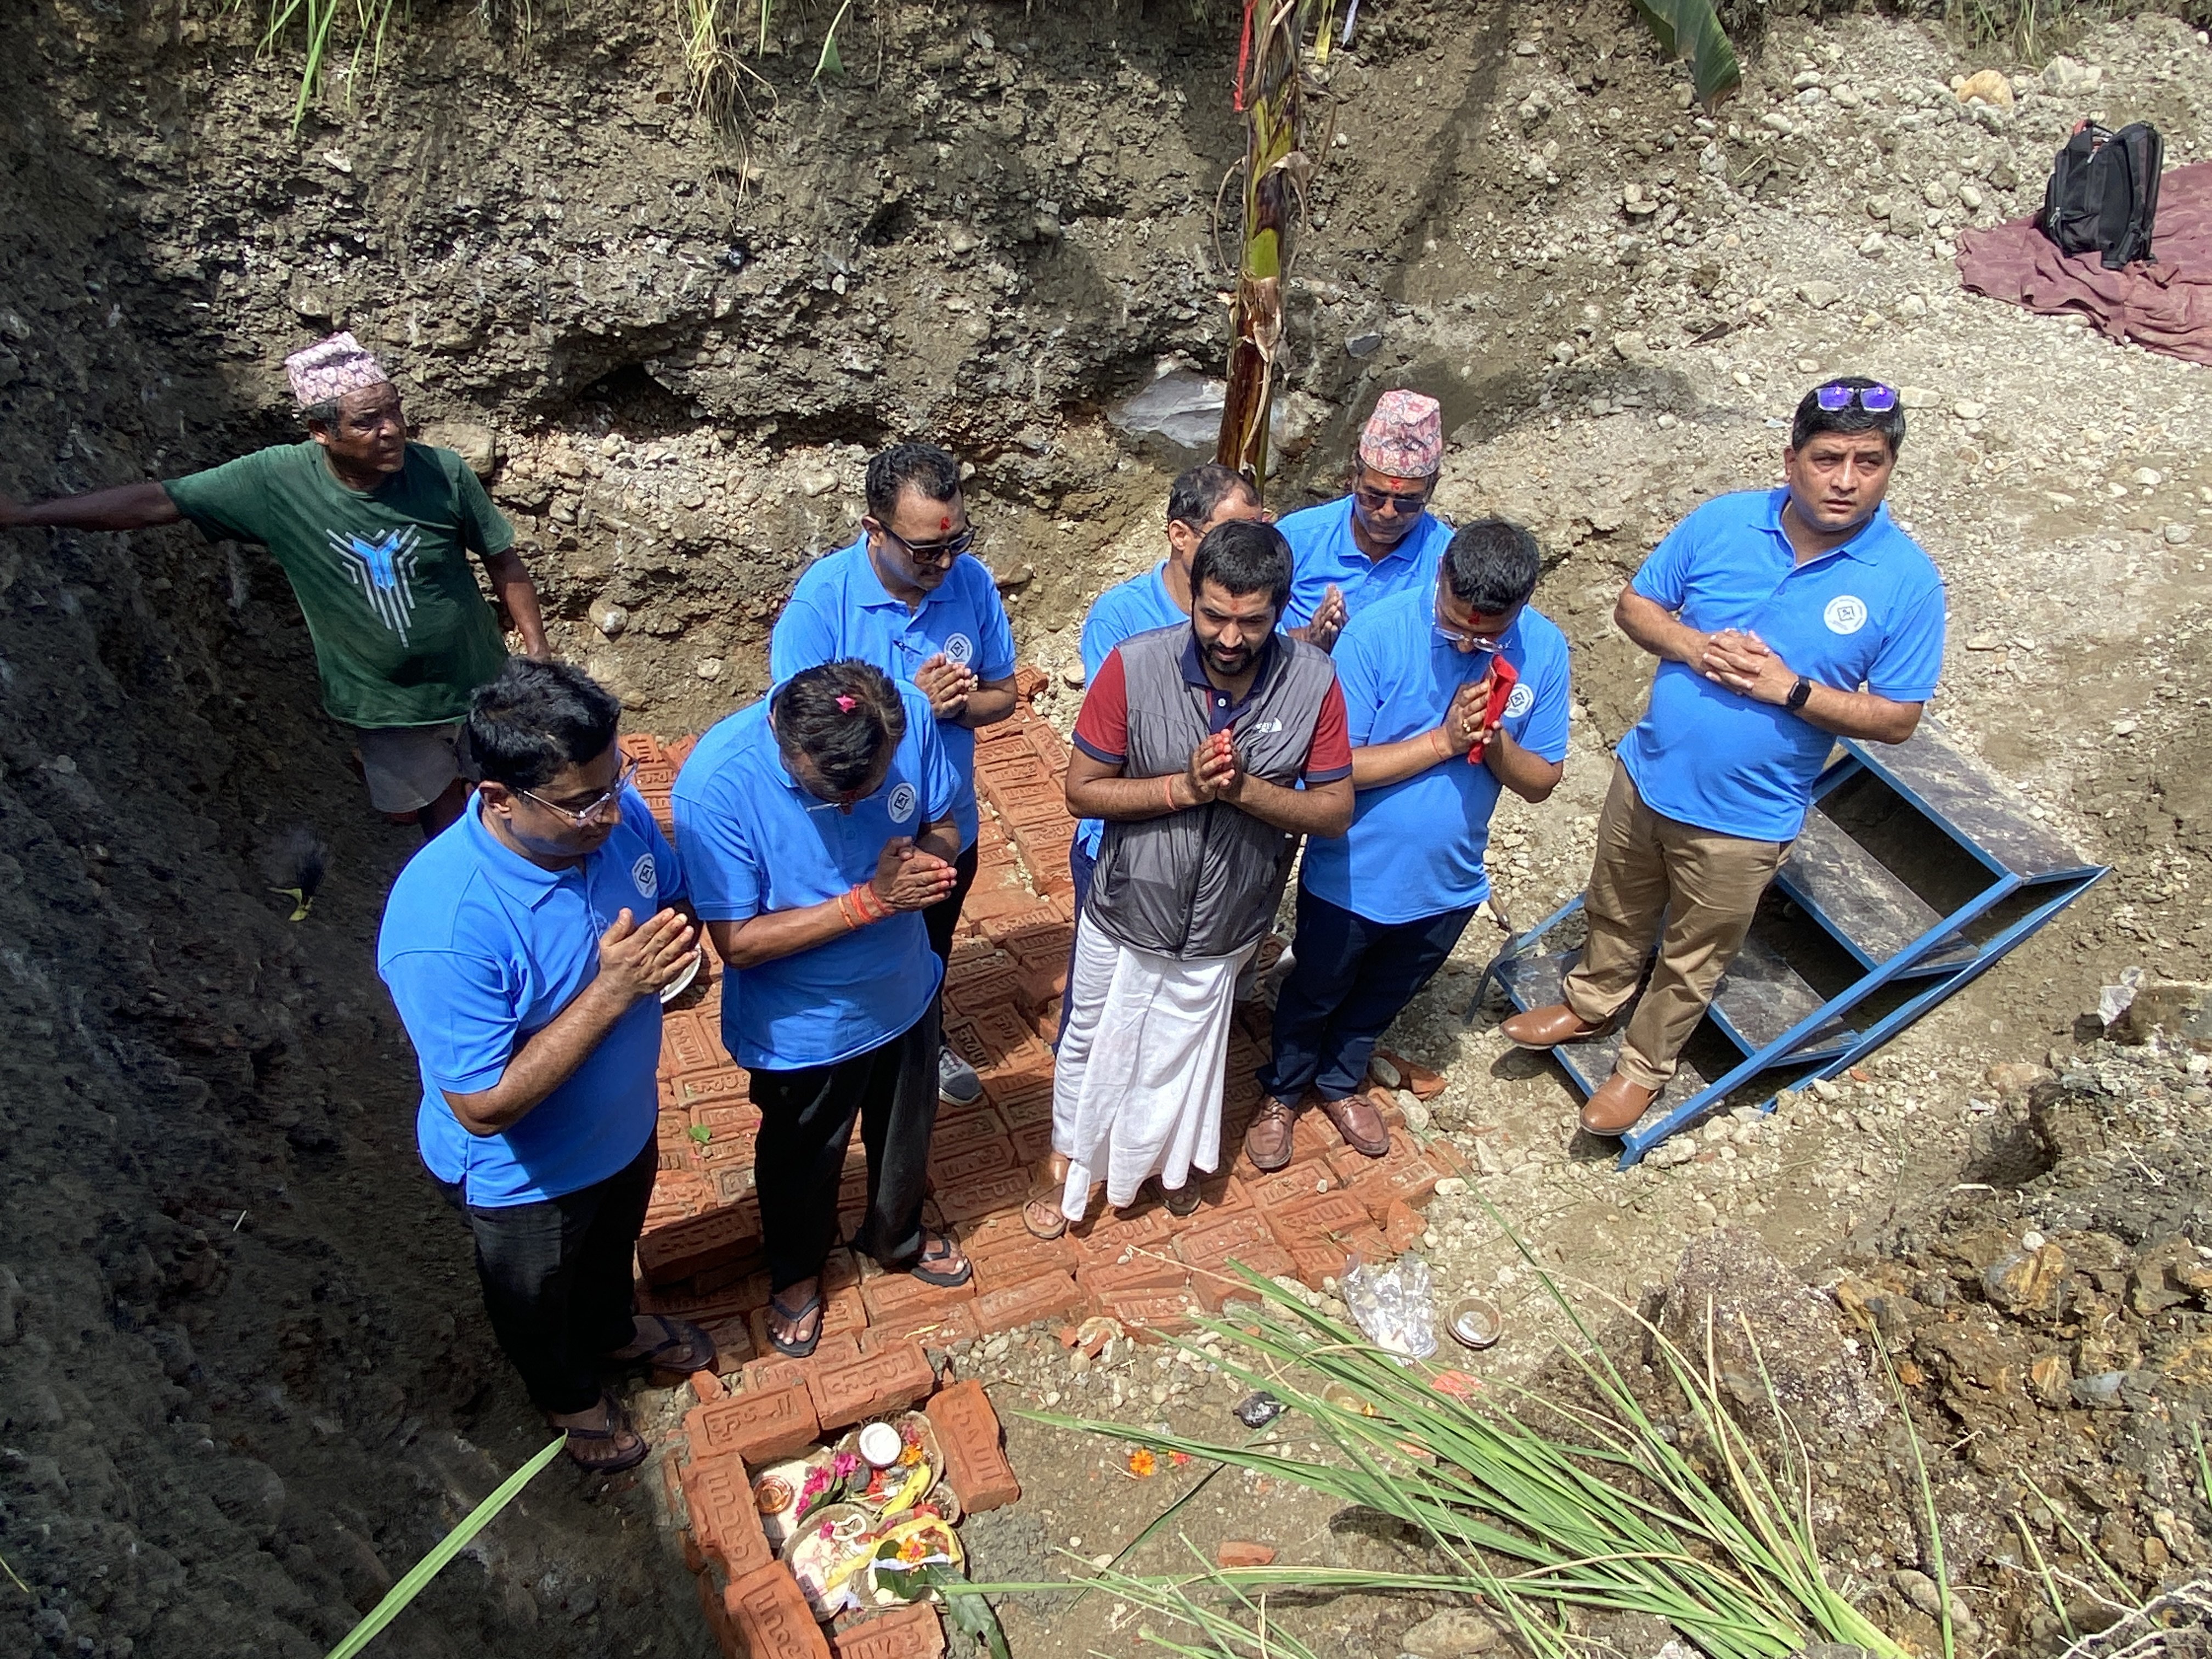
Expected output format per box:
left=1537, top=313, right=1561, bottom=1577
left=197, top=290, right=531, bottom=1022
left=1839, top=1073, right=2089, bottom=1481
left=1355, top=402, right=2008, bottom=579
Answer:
left=887, top=783, right=918, bottom=823
left=631, top=854, right=657, bottom=897
left=943, top=633, right=974, bottom=666
left=1505, top=683, right=1535, bottom=719
left=1824, top=595, right=1869, bottom=635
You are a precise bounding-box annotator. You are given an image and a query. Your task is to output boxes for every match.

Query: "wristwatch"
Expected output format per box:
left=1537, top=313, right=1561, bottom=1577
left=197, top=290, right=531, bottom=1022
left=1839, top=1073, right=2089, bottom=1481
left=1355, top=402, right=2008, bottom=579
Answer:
left=1785, top=676, right=1813, bottom=713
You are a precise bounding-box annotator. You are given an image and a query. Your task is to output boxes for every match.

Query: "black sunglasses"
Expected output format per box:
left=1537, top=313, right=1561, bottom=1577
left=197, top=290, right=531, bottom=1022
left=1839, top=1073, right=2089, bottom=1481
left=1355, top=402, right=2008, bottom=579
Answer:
left=1353, top=484, right=1431, bottom=512
left=876, top=521, right=975, bottom=564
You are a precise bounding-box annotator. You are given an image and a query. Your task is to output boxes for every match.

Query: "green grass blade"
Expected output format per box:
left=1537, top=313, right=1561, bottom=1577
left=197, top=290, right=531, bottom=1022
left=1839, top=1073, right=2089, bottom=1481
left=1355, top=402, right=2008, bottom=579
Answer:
left=1028, top=1244, right=1918, bottom=1659
left=812, top=0, right=850, bottom=81
left=2013, top=1513, right=2075, bottom=1641
left=325, top=1436, right=566, bottom=1658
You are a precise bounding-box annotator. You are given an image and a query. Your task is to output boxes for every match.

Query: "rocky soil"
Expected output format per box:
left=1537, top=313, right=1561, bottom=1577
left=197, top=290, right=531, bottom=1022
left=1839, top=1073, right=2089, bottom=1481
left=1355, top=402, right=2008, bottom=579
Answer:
left=3, top=0, right=2210, bottom=1655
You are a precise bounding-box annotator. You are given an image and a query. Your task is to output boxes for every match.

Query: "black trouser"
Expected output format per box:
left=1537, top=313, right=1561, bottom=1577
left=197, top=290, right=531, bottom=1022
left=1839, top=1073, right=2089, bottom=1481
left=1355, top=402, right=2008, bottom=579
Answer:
left=922, top=840, right=980, bottom=968
left=748, top=1006, right=940, bottom=1293
left=1259, top=882, right=1477, bottom=1104
left=435, top=1136, right=657, bottom=1417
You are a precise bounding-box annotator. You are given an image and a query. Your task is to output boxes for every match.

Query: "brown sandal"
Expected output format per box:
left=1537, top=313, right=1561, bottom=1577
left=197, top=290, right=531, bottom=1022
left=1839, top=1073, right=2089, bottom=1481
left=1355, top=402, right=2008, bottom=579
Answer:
left=557, top=1391, right=647, bottom=1474
left=607, top=1313, right=716, bottom=1375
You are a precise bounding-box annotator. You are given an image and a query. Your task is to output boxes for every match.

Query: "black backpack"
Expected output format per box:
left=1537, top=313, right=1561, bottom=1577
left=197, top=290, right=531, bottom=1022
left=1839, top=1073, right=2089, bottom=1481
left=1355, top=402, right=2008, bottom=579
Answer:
left=2040, top=121, right=2163, bottom=269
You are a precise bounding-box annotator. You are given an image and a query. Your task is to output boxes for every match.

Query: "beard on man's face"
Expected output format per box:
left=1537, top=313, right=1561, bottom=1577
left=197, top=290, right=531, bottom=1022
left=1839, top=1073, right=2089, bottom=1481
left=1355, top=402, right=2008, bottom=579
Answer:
left=1203, top=637, right=1257, bottom=674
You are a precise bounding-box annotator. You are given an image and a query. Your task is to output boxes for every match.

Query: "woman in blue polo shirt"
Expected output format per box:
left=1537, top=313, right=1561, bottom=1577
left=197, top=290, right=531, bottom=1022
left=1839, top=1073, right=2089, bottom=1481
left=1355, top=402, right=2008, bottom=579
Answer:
left=673, top=661, right=973, bottom=1357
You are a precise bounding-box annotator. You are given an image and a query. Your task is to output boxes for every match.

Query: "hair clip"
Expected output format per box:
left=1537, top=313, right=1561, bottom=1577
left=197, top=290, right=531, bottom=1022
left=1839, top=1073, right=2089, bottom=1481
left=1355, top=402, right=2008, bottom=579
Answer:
left=836, top=694, right=858, bottom=713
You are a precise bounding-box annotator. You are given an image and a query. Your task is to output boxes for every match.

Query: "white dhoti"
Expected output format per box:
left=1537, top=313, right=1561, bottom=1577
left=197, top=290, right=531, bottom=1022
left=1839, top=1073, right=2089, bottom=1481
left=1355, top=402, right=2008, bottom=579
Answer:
left=1053, top=922, right=1254, bottom=1215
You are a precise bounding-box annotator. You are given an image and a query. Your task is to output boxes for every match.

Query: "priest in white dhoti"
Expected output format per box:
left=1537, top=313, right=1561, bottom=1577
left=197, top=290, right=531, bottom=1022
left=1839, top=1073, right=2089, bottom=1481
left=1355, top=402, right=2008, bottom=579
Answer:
left=1022, top=520, right=1354, bottom=1238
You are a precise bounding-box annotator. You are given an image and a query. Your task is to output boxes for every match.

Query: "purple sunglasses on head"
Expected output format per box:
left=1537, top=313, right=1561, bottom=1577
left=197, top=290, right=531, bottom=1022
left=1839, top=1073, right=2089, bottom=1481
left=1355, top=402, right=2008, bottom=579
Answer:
left=1814, top=381, right=1898, bottom=413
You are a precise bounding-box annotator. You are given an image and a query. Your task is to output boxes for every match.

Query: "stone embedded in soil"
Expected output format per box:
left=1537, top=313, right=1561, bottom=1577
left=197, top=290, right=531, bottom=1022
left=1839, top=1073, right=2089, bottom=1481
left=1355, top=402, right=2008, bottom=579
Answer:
left=1398, top=1609, right=1508, bottom=1656
left=1655, top=1227, right=1885, bottom=1450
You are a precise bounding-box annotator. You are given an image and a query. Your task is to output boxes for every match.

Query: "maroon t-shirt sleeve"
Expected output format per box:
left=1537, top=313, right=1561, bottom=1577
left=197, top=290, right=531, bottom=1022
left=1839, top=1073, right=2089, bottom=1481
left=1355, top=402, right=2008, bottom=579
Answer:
left=1302, top=681, right=1353, bottom=784
left=1071, top=646, right=1131, bottom=765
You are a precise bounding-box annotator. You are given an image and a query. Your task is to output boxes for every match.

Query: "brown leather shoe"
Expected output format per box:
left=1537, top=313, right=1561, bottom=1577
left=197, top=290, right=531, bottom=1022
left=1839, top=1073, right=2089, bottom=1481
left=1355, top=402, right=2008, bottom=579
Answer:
left=1499, top=1002, right=1610, bottom=1049
left=1579, top=1073, right=1658, bottom=1136
left=1244, top=1097, right=1298, bottom=1172
left=1318, top=1093, right=1389, bottom=1157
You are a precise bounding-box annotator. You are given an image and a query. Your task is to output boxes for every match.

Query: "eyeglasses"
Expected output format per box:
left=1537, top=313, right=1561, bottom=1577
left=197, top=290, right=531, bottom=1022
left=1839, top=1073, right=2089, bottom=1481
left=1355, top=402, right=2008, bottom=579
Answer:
left=518, top=758, right=637, bottom=827
left=1434, top=623, right=1501, bottom=651
left=1813, top=381, right=1899, bottom=413
left=876, top=522, right=974, bottom=565
left=1353, top=485, right=1431, bottom=513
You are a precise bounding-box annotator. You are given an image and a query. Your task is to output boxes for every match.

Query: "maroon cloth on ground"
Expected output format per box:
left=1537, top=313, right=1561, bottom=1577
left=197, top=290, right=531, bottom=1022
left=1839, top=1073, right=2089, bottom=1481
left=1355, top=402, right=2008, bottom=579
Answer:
left=1955, top=159, right=2212, bottom=367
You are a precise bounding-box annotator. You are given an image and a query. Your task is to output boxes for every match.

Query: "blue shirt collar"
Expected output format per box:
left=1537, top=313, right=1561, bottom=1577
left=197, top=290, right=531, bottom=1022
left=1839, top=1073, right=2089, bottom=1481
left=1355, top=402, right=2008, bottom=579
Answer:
left=461, top=797, right=578, bottom=907
left=1765, top=488, right=1894, bottom=567
left=1334, top=494, right=1439, bottom=567
left=845, top=533, right=956, bottom=614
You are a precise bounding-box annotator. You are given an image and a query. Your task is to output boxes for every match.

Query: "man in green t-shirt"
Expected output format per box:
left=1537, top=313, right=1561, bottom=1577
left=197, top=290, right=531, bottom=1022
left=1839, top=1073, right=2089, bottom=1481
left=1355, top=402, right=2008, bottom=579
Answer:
left=0, top=332, right=548, bottom=836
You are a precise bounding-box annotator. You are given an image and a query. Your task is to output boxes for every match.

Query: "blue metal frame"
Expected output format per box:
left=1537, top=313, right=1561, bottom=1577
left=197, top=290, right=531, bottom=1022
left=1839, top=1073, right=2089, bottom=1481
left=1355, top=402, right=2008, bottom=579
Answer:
left=1483, top=735, right=2109, bottom=1170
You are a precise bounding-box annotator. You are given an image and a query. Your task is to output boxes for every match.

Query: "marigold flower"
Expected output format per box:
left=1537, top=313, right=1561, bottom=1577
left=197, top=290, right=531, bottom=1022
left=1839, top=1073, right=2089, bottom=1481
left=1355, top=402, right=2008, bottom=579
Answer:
left=1126, top=1448, right=1157, bottom=1477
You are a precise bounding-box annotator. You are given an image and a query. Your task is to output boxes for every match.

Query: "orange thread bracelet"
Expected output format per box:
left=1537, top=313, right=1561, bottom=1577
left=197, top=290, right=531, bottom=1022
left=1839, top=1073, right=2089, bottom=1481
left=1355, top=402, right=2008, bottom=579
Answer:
left=1163, top=774, right=1178, bottom=812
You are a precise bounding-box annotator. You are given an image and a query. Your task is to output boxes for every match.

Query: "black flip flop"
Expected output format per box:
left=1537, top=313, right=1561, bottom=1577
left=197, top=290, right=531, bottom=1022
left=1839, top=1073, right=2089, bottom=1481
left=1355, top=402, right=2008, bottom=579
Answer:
left=561, top=1390, right=647, bottom=1474
left=908, top=1227, right=973, bottom=1289
left=765, top=1288, right=824, bottom=1358
left=610, top=1313, right=716, bottom=1374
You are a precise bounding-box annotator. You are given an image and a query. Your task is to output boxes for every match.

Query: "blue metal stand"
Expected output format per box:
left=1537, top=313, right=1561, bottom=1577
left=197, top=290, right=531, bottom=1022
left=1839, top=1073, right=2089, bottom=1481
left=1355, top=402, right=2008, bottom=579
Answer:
left=1474, top=720, right=2108, bottom=1169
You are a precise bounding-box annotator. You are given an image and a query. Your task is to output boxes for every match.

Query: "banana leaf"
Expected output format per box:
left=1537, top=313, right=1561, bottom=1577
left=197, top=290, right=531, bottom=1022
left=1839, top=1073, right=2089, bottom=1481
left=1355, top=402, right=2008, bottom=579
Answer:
left=1630, top=0, right=1741, bottom=107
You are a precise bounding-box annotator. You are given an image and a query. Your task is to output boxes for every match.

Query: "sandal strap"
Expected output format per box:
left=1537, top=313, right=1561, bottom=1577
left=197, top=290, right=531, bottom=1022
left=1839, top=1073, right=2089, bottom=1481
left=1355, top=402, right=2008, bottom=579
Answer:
left=768, top=1290, right=823, bottom=1331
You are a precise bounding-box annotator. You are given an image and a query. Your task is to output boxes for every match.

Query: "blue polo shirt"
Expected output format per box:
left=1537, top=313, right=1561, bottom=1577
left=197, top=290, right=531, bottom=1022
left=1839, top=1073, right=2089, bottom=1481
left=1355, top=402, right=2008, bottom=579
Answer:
left=1073, top=562, right=1188, bottom=859
left=672, top=684, right=961, bottom=1071
left=1623, top=488, right=1946, bottom=842
left=1303, top=585, right=1572, bottom=924
left=377, top=790, right=685, bottom=1207
left=1276, top=495, right=1454, bottom=629
left=768, top=537, right=1016, bottom=853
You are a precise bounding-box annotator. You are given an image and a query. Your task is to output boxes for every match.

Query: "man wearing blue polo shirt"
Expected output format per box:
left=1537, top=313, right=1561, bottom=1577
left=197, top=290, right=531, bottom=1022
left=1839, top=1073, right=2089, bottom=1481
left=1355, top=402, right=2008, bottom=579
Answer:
left=770, top=442, right=1018, bottom=1109
left=673, top=661, right=971, bottom=1358
left=1245, top=520, right=1570, bottom=1171
left=1274, top=388, right=1456, bottom=646
left=379, top=660, right=711, bottom=1473
left=1504, top=378, right=1946, bottom=1137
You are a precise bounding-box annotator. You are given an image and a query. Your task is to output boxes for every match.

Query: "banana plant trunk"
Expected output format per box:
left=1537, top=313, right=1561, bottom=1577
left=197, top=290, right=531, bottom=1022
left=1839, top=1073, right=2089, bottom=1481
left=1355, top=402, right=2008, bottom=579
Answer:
left=1215, top=0, right=1314, bottom=498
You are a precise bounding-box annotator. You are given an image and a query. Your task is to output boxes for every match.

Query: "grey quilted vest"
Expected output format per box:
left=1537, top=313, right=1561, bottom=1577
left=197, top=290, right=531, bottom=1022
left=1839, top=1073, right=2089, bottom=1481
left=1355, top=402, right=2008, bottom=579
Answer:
left=1087, top=625, right=1339, bottom=961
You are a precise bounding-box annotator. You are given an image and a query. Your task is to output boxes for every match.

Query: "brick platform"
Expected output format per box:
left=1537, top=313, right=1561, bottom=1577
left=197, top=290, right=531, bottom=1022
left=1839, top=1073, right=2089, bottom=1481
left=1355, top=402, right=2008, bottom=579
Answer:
left=627, top=674, right=1464, bottom=1656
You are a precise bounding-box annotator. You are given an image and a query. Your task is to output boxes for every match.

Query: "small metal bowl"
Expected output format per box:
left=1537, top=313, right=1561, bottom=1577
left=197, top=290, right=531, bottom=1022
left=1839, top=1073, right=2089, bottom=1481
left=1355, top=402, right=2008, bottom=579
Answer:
left=1446, top=1294, right=1503, bottom=1351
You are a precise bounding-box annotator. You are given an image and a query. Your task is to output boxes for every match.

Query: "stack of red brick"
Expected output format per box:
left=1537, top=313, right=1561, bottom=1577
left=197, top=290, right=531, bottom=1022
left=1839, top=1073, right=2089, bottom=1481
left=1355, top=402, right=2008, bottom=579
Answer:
left=623, top=674, right=1462, bottom=1654
left=669, top=1368, right=1020, bottom=1659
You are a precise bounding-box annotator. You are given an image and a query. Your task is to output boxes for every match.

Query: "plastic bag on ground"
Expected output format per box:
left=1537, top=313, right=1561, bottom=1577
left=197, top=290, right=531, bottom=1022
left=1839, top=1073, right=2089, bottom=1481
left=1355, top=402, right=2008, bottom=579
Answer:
left=1341, top=1252, right=1437, bottom=1360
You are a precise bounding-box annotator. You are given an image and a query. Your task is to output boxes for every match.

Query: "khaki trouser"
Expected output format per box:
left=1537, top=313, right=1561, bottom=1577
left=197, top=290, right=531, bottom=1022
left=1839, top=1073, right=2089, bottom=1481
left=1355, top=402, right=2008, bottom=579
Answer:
left=1561, top=760, right=1790, bottom=1090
